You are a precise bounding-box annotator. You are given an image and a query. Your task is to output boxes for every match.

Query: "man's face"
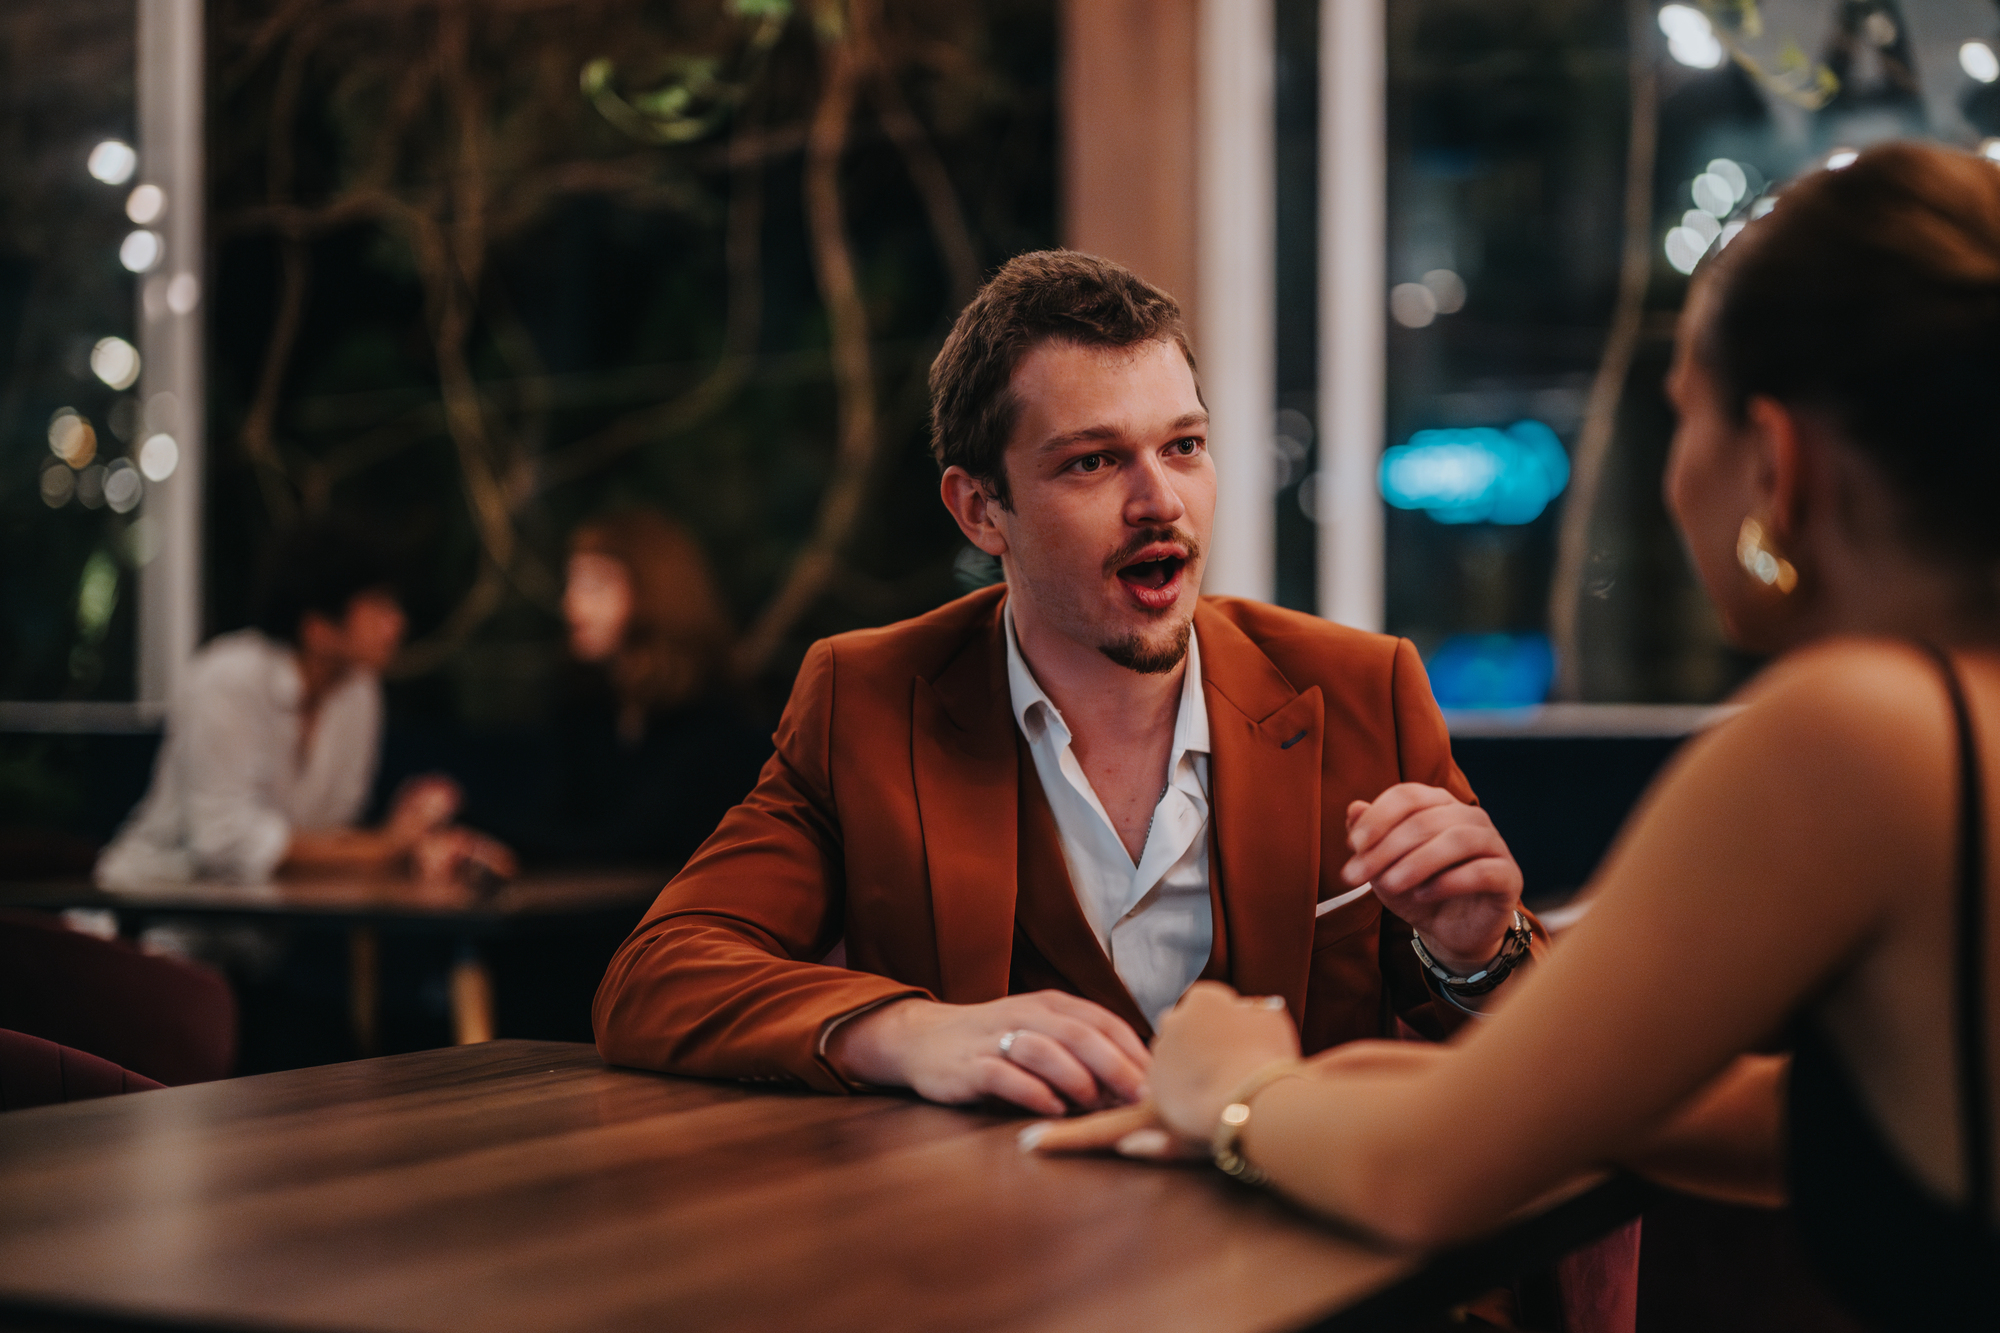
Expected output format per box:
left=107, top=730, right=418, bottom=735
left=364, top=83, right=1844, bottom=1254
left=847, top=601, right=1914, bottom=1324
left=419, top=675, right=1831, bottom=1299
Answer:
left=334, top=591, right=406, bottom=673
left=982, top=337, right=1214, bottom=673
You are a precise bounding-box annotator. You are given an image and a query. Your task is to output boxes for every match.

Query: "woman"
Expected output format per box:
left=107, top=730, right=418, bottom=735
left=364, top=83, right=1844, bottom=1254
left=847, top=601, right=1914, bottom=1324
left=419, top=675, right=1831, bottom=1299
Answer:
left=1031, top=141, right=1999, bottom=1327
left=535, top=508, right=770, bottom=867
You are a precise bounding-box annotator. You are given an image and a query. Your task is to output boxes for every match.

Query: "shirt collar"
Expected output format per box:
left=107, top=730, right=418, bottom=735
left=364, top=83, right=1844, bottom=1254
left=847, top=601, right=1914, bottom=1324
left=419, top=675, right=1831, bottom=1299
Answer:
left=1003, top=600, right=1209, bottom=758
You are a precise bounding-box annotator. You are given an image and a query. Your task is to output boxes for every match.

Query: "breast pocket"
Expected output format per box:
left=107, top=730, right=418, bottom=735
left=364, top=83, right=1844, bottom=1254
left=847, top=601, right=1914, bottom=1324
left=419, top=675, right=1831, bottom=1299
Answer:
left=1311, top=887, right=1381, bottom=951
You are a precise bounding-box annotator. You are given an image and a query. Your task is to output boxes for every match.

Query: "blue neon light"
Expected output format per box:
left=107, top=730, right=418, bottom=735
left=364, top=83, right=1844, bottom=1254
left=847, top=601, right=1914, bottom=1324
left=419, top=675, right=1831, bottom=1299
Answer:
left=1424, top=632, right=1557, bottom=709
left=1378, top=419, right=1570, bottom=524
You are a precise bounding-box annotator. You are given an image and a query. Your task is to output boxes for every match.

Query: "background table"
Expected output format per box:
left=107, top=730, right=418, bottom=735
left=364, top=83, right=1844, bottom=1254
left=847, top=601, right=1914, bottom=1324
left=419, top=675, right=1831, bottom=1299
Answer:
left=0, top=1041, right=1644, bottom=1333
left=0, top=872, right=664, bottom=1050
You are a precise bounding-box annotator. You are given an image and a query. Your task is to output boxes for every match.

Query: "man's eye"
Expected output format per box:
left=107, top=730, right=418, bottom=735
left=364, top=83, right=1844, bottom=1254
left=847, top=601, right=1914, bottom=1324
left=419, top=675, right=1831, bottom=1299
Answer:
left=1071, top=454, right=1105, bottom=473
left=1170, top=437, right=1202, bottom=455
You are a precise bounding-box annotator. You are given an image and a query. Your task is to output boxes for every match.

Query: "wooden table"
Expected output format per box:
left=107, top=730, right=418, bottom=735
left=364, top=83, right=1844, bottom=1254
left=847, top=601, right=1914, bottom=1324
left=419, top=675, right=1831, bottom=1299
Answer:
left=0, top=1042, right=1646, bottom=1333
left=1, top=873, right=663, bottom=1050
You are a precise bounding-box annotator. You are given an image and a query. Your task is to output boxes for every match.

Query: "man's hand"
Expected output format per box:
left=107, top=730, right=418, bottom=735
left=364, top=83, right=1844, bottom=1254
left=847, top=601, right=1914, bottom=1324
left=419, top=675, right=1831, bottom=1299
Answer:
left=824, top=991, right=1150, bottom=1117
left=1344, top=783, right=1522, bottom=974
left=413, top=827, right=517, bottom=883
left=386, top=775, right=462, bottom=848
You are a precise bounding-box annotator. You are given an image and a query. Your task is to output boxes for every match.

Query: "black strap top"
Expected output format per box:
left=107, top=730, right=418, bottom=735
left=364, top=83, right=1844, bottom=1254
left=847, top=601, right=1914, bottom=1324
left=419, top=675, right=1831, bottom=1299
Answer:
left=1785, top=645, right=1999, bottom=1329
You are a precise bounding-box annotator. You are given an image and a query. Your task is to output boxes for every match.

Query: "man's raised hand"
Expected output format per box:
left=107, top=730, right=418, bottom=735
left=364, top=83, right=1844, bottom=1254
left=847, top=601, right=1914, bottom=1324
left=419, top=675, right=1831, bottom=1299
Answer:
left=824, top=991, right=1150, bottom=1117
left=1343, top=782, right=1522, bottom=974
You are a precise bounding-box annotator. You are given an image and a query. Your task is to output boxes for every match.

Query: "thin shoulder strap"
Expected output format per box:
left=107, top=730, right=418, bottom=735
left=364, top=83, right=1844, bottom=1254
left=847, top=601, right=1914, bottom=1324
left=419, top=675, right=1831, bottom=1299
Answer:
left=1924, top=643, right=1992, bottom=1223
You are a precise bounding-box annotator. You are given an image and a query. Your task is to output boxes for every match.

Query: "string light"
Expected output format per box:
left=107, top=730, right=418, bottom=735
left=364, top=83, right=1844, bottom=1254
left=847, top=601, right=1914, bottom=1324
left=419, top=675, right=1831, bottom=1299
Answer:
left=87, top=140, right=136, bottom=185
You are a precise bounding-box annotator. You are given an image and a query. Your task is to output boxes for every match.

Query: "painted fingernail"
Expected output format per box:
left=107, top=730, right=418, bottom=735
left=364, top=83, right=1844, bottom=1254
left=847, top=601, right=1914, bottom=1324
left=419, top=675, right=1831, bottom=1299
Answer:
left=1016, top=1123, right=1050, bottom=1152
left=1116, top=1129, right=1171, bottom=1157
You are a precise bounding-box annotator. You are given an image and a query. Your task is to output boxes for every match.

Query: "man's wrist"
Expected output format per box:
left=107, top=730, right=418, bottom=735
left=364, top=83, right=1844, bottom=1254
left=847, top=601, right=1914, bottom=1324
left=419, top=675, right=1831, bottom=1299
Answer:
left=1412, top=910, right=1533, bottom=1005
left=822, top=995, right=931, bottom=1088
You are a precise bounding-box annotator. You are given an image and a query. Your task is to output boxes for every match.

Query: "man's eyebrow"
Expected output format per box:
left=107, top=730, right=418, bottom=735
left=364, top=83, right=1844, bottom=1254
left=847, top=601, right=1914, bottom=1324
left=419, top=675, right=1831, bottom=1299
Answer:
left=1035, top=412, right=1210, bottom=454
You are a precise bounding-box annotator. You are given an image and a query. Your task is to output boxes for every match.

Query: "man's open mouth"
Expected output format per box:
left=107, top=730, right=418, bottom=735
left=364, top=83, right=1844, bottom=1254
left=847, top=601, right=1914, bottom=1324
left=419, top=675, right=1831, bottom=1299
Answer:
left=1117, top=555, right=1185, bottom=590
left=1114, top=551, right=1188, bottom=609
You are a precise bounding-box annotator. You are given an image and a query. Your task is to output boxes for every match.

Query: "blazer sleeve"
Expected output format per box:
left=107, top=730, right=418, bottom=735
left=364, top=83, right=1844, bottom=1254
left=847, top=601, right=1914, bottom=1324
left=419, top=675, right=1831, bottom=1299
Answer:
left=592, top=640, right=930, bottom=1091
left=1378, top=636, right=1550, bottom=1041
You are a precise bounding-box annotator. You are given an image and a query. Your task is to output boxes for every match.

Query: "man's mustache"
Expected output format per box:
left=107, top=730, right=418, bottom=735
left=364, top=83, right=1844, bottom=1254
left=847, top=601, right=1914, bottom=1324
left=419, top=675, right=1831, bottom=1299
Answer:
left=1102, top=527, right=1202, bottom=578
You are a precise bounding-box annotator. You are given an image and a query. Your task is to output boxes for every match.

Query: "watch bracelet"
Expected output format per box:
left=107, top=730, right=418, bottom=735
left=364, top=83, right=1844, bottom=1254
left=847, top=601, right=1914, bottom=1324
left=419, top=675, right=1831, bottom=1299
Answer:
left=1410, top=909, right=1532, bottom=997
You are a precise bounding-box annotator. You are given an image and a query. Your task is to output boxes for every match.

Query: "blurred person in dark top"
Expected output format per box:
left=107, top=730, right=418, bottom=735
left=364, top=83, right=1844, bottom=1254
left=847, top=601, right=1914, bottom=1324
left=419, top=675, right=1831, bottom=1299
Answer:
left=97, top=522, right=513, bottom=888
left=534, top=508, right=770, bottom=868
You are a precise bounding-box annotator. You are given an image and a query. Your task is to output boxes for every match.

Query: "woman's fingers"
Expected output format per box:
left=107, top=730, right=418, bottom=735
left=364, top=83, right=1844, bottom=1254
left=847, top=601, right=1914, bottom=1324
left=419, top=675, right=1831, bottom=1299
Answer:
left=1019, top=1102, right=1159, bottom=1154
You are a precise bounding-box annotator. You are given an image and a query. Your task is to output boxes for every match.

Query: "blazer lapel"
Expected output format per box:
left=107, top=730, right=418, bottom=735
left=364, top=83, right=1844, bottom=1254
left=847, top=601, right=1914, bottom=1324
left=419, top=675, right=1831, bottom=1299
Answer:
left=1198, top=602, right=1324, bottom=1020
left=912, top=601, right=1020, bottom=1003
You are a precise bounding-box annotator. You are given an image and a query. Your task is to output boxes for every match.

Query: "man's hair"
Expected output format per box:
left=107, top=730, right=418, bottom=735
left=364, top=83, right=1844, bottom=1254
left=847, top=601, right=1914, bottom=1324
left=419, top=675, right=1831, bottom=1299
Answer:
left=249, top=521, right=398, bottom=644
left=927, top=249, right=1194, bottom=507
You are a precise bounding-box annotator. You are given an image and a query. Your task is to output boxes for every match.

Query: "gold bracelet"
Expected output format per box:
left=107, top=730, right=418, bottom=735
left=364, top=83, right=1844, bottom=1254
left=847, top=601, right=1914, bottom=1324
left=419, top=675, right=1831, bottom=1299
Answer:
left=1210, top=1058, right=1306, bottom=1186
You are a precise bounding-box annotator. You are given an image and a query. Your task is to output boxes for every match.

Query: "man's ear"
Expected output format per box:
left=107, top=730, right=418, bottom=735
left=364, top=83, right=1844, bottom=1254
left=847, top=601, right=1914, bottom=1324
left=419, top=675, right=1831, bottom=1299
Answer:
left=939, top=466, right=1009, bottom=557
left=1743, top=395, right=1806, bottom=544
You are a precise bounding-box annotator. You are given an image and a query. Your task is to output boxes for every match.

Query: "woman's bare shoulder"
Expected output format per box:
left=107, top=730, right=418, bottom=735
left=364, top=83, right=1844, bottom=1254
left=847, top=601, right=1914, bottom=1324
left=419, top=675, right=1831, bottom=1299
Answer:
left=1688, top=638, right=1958, bottom=852
left=1731, top=638, right=1955, bottom=748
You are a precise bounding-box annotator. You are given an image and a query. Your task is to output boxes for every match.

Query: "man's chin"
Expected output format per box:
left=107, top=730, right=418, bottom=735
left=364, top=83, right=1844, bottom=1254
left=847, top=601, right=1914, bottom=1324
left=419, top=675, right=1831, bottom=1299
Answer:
left=1098, top=616, right=1193, bottom=675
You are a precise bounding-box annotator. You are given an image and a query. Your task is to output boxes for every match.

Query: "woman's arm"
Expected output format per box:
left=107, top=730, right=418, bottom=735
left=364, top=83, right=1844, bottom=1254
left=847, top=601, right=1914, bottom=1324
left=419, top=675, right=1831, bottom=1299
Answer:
left=1148, top=642, right=1956, bottom=1246
left=1620, top=1053, right=1787, bottom=1208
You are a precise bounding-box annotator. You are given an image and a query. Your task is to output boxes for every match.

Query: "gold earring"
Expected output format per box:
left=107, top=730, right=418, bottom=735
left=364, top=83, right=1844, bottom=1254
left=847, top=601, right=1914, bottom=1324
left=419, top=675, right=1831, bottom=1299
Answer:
left=1736, top=517, right=1798, bottom=594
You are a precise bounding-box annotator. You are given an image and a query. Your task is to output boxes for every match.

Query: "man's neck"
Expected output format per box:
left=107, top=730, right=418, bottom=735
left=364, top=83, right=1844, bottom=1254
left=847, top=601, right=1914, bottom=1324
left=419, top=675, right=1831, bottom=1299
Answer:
left=292, top=645, right=351, bottom=720
left=1008, top=596, right=1186, bottom=759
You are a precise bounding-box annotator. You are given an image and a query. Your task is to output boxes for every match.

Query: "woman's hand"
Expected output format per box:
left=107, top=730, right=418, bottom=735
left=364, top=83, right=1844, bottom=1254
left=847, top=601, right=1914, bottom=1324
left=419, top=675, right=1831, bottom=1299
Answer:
left=1148, top=982, right=1302, bottom=1141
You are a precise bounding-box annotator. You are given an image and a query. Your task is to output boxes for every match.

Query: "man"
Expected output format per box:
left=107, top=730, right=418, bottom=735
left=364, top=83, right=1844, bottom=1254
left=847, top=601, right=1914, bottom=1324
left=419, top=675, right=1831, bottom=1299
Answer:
left=97, top=524, right=511, bottom=887
left=594, top=251, right=1534, bottom=1114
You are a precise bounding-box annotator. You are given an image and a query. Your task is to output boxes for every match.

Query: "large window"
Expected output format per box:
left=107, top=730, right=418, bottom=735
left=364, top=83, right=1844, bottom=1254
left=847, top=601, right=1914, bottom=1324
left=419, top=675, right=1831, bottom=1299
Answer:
left=1, top=3, right=144, bottom=705
left=1280, top=0, right=2000, bottom=708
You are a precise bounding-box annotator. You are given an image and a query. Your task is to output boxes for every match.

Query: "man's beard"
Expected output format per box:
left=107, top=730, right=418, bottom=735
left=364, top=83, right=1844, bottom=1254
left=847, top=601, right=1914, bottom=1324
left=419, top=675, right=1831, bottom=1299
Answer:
left=1099, top=616, right=1192, bottom=674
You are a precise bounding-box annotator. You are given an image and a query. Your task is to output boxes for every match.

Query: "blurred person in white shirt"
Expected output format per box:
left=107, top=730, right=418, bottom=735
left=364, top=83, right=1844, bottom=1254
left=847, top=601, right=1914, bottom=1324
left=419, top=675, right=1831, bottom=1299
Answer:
left=96, top=523, right=513, bottom=888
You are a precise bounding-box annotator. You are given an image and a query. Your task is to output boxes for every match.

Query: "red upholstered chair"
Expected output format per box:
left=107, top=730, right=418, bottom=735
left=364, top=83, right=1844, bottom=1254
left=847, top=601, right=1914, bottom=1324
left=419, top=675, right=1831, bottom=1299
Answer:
left=0, top=1027, right=163, bottom=1111
left=0, top=910, right=236, bottom=1086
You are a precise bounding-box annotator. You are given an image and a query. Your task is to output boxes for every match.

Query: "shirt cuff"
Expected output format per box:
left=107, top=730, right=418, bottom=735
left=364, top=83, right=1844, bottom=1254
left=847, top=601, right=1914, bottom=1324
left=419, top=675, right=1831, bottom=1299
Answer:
left=813, top=991, right=927, bottom=1091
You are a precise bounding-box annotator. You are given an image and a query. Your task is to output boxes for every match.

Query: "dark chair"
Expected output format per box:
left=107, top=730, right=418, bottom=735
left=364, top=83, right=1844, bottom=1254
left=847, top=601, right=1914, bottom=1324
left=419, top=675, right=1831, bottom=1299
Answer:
left=1636, top=1192, right=1864, bottom=1333
left=0, top=910, right=237, bottom=1085
left=0, top=1027, right=163, bottom=1111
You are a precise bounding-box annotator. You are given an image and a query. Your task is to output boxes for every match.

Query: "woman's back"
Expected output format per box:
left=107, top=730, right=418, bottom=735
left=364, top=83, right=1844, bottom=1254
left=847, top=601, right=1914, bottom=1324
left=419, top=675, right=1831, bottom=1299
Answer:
left=1783, top=645, right=1997, bottom=1327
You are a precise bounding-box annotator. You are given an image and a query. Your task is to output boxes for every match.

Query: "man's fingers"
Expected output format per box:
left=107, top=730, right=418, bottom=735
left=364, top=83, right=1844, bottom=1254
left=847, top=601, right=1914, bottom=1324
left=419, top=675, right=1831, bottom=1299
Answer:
left=1344, top=803, right=1482, bottom=886
left=1029, top=992, right=1152, bottom=1066
left=1020, top=1103, right=1157, bottom=1154
left=1369, top=823, right=1505, bottom=897
left=1347, top=783, right=1456, bottom=853
left=1002, top=1031, right=1108, bottom=1109
left=977, top=1058, right=1068, bottom=1117
left=1037, top=1017, right=1148, bottom=1104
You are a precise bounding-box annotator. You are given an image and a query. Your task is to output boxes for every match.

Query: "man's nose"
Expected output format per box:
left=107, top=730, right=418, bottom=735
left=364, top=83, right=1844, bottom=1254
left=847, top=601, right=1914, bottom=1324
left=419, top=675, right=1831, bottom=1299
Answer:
left=1123, top=453, right=1187, bottom=526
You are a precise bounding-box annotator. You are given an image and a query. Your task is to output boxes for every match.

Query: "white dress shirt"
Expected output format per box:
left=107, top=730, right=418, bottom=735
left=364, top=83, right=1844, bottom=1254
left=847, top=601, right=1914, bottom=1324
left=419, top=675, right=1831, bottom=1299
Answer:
left=96, top=630, right=382, bottom=886
left=1004, top=606, right=1213, bottom=1029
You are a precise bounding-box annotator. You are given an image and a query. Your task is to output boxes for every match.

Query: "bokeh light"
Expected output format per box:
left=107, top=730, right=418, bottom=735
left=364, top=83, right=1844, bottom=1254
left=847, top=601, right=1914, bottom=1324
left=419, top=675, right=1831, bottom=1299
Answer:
left=1962, top=40, right=2000, bottom=84
left=103, top=460, right=143, bottom=514
left=119, top=229, right=162, bottom=273
left=1826, top=148, right=1859, bottom=170
left=125, top=183, right=166, bottom=224
left=166, top=272, right=200, bottom=314
left=1389, top=281, right=1438, bottom=328
left=1657, top=5, right=1724, bottom=70
left=1421, top=269, right=1466, bottom=313
left=138, top=432, right=179, bottom=482
left=39, top=462, right=76, bottom=508
left=87, top=139, right=137, bottom=185
left=75, top=464, right=108, bottom=509
left=47, top=409, right=97, bottom=468
left=90, top=336, right=141, bottom=391
left=1379, top=419, right=1570, bottom=525
left=1424, top=632, right=1557, bottom=709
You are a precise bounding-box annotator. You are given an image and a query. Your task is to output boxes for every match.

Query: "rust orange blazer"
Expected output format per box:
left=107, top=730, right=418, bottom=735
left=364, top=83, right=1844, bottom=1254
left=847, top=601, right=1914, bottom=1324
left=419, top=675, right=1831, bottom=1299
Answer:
left=595, top=585, right=1521, bottom=1091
